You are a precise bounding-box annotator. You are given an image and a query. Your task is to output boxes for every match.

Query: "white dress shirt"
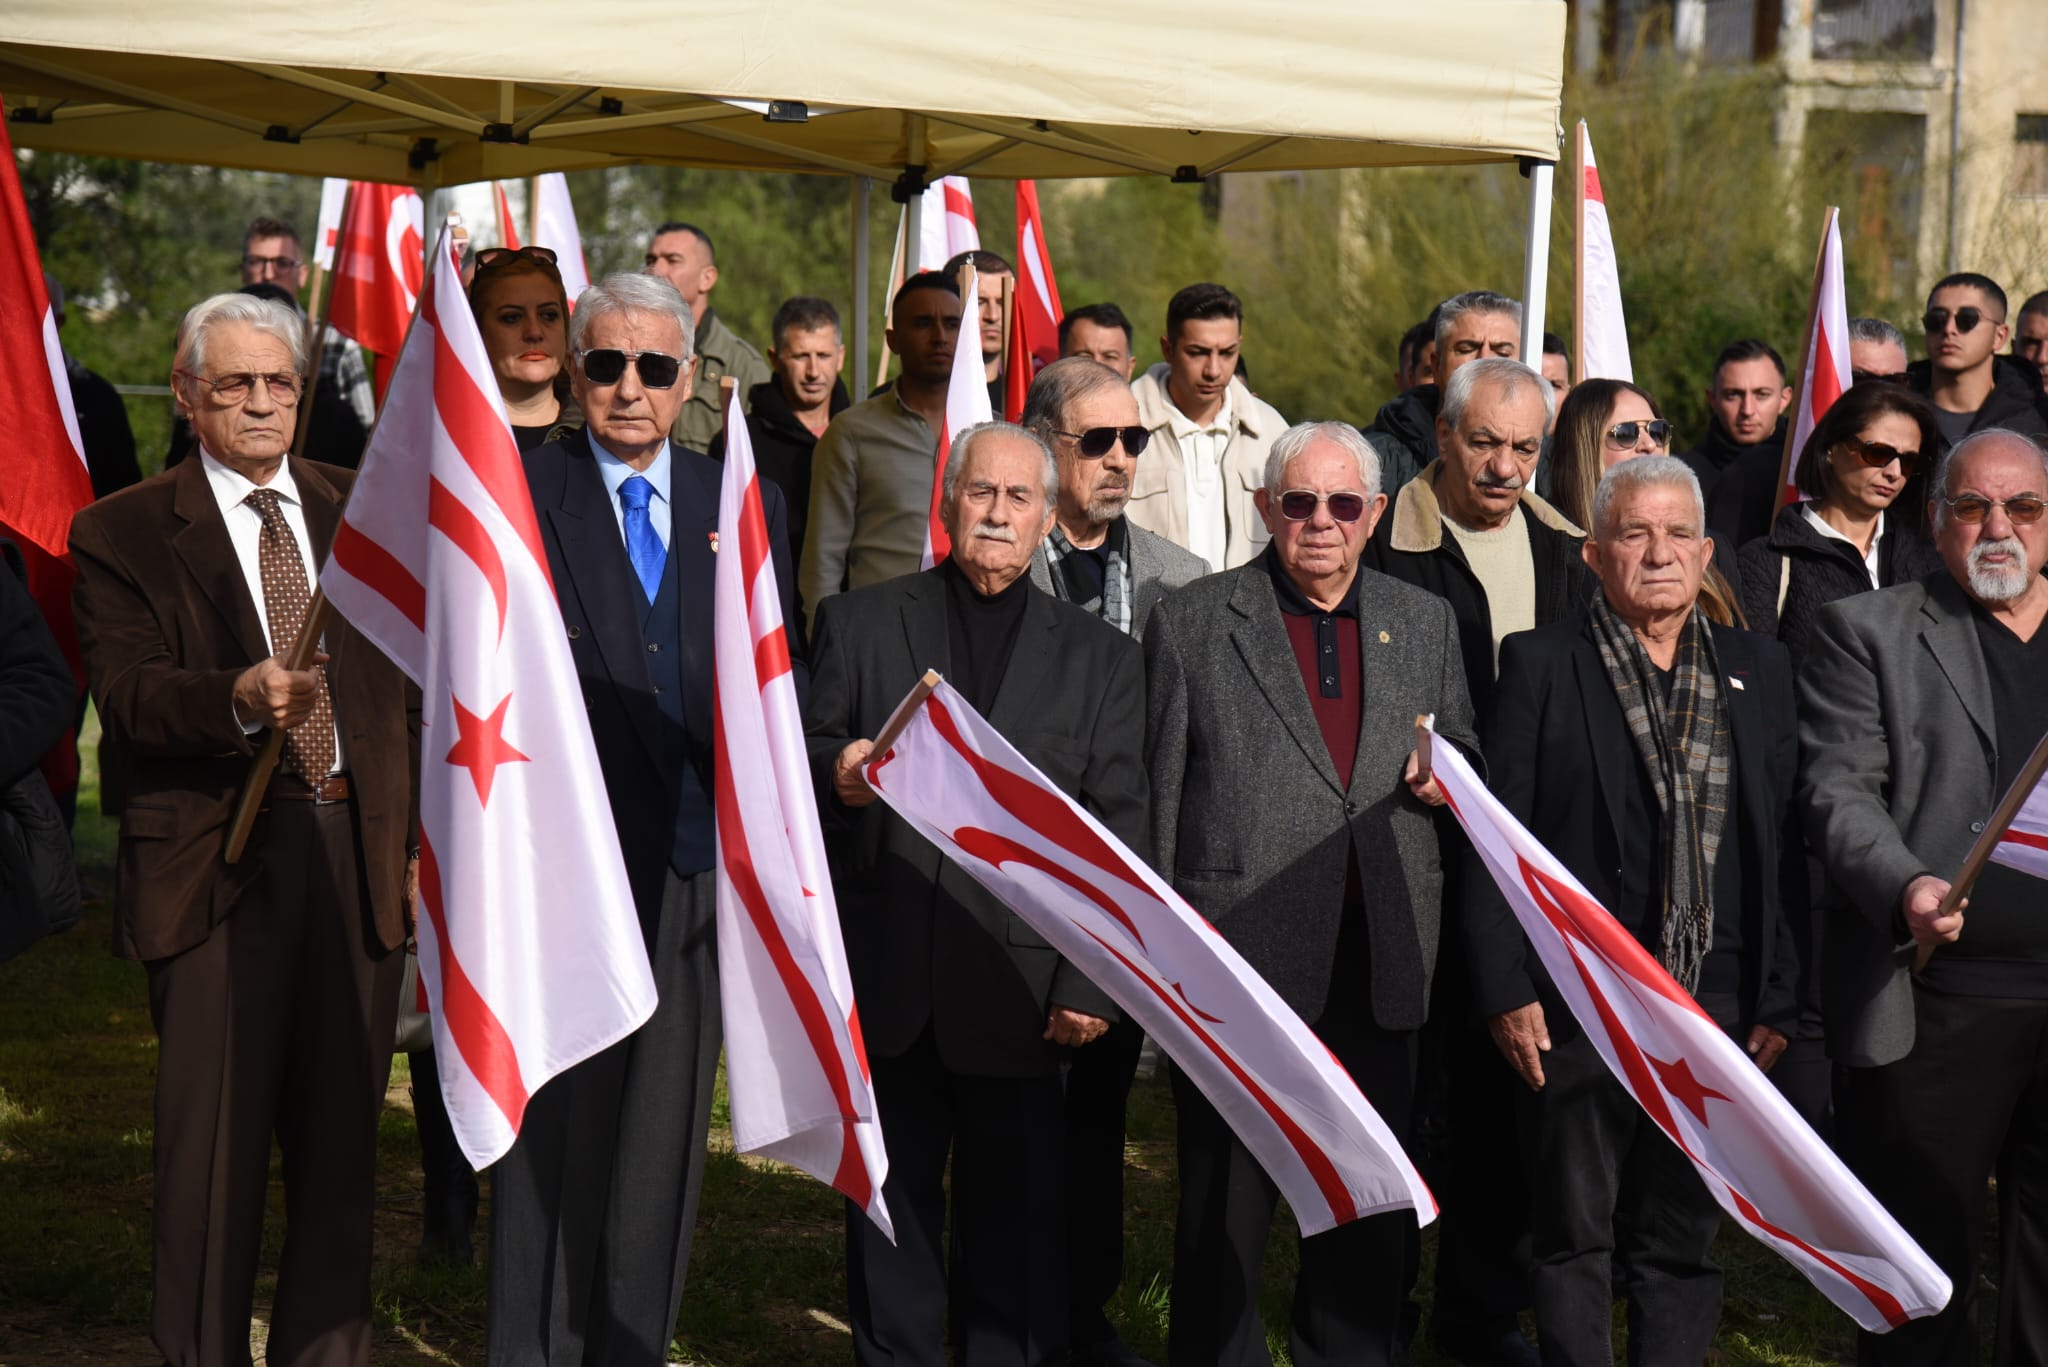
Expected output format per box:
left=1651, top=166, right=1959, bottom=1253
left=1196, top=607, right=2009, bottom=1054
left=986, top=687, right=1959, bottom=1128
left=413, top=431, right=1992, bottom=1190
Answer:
left=201, top=450, right=342, bottom=768
left=1163, top=391, right=1235, bottom=574
left=590, top=435, right=674, bottom=552
left=1800, top=503, right=1883, bottom=588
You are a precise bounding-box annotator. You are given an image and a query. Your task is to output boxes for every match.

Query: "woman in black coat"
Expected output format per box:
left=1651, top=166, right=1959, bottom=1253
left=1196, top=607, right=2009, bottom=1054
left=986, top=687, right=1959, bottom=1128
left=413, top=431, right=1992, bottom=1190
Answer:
left=1736, top=382, right=1944, bottom=671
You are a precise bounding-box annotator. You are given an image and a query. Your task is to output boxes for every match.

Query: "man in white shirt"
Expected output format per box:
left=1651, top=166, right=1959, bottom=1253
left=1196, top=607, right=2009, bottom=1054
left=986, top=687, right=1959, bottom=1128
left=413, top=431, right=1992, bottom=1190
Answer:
left=1128, top=283, right=1286, bottom=569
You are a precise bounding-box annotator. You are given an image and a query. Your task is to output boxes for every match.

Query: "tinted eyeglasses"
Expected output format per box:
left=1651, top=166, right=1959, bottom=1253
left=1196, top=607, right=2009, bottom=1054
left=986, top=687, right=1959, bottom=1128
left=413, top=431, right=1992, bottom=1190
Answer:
left=474, top=245, right=560, bottom=272
left=1923, top=306, right=1997, bottom=335
left=576, top=347, right=683, bottom=389
left=176, top=368, right=303, bottom=404
left=1941, top=494, right=2047, bottom=525
left=1603, top=419, right=1672, bottom=450
left=1277, top=490, right=1369, bottom=523
left=1837, top=437, right=1923, bottom=474
left=1052, top=426, right=1151, bottom=459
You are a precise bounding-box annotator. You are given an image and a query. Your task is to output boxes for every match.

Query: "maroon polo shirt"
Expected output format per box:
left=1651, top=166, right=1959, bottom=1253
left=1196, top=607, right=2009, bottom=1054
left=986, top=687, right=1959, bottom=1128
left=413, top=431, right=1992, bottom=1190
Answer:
left=1269, top=550, right=1363, bottom=790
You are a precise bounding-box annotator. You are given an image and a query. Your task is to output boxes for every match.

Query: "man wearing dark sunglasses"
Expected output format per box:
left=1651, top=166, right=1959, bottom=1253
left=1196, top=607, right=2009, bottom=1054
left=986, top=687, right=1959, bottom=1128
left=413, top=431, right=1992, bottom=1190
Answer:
left=1147, top=420, right=1478, bottom=1367
left=1908, top=272, right=2048, bottom=446
left=500, top=272, right=800, bottom=1367
left=1801, top=429, right=2048, bottom=1366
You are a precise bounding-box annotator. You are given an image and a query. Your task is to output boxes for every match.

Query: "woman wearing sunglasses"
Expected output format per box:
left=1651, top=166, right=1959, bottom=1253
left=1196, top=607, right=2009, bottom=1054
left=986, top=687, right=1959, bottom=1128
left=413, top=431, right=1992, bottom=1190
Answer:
left=469, top=245, right=581, bottom=451
left=1548, top=379, right=1747, bottom=627
left=1734, top=382, right=1943, bottom=670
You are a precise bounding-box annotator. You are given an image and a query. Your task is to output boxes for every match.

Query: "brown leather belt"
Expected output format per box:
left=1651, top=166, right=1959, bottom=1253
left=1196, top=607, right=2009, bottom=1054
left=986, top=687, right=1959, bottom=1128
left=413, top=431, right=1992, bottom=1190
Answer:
left=271, top=772, right=353, bottom=804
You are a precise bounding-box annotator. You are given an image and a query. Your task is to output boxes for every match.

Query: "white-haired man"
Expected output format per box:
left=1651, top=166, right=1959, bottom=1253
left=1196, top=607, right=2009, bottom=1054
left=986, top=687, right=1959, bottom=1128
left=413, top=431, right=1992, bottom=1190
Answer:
left=1801, top=429, right=2048, bottom=1362
left=70, top=291, right=420, bottom=1366
left=805, top=420, right=1148, bottom=1366
left=1469, top=454, right=1802, bottom=1365
left=498, top=272, right=800, bottom=1365
left=1145, top=420, right=1477, bottom=1366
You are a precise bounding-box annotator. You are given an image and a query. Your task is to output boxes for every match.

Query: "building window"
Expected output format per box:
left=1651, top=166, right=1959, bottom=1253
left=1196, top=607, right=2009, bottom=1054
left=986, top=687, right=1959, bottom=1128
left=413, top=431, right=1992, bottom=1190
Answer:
left=2016, top=116, right=2048, bottom=199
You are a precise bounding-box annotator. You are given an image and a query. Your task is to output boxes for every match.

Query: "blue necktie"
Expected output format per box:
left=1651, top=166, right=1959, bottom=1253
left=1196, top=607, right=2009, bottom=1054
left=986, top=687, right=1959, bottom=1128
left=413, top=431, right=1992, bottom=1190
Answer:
left=618, top=474, right=667, bottom=603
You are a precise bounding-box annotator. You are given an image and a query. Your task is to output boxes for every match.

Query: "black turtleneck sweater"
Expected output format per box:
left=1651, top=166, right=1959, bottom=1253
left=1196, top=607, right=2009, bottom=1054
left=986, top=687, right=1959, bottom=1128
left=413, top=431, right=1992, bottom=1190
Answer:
left=942, top=558, right=1032, bottom=714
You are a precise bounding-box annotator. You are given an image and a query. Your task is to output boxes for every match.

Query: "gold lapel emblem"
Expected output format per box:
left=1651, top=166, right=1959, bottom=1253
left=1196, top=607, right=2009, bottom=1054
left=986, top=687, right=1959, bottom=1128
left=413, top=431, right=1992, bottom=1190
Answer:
left=1378, top=629, right=1391, bottom=644
left=708, top=532, right=720, bottom=553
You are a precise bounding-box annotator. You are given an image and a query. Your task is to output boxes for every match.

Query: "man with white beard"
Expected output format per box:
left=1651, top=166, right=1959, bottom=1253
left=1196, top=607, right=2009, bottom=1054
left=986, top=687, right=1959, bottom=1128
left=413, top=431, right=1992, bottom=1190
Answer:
left=1799, top=428, right=2048, bottom=1363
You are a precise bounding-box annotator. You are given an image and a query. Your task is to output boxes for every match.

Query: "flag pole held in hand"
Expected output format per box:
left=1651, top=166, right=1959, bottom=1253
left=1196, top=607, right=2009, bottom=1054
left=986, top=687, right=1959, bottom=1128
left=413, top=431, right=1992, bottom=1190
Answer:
left=222, top=591, right=331, bottom=865
left=1913, top=728, right=2048, bottom=973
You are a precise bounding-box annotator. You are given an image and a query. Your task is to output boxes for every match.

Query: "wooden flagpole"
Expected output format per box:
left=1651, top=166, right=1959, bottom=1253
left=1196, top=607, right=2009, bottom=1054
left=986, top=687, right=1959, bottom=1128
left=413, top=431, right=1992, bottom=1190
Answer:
left=1571, top=122, right=1588, bottom=389
left=1775, top=206, right=1837, bottom=508
left=998, top=272, right=1016, bottom=399
left=223, top=213, right=459, bottom=865
left=291, top=182, right=351, bottom=459
left=874, top=205, right=909, bottom=391
left=1914, top=728, right=2048, bottom=973
left=870, top=670, right=944, bottom=759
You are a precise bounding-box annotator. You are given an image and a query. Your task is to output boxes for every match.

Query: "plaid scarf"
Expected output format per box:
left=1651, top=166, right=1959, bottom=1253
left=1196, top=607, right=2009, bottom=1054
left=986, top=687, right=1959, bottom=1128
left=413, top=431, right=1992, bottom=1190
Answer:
left=1588, top=593, right=1732, bottom=992
left=1041, top=519, right=1133, bottom=636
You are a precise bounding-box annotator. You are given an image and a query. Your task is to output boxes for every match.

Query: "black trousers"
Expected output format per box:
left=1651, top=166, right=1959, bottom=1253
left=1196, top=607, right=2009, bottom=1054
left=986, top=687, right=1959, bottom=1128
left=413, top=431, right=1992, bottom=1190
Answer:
left=1064, top=1014, right=1145, bottom=1349
left=1840, top=985, right=2048, bottom=1367
left=847, top=1028, right=1069, bottom=1367
left=408, top=1046, right=478, bottom=1248
left=486, top=868, right=723, bottom=1367
left=1167, top=989, right=1418, bottom=1367
left=145, top=799, right=402, bottom=1367
left=1520, top=999, right=1738, bottom=1367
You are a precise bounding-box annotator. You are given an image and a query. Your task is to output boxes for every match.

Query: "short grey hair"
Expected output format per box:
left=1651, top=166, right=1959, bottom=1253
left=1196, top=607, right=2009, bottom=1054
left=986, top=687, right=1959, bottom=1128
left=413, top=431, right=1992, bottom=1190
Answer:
left=570, top=272, right=695, bottom=359
left=1847, top=316, right=1907, bottom=354
left=1018, top=356, right=1128, bottom=444
left=173, top=292, right=309, bottom=378
left=940, top=421, right=1058, bottom=513
left=1263, top=421, right=1382, bottom=498
left=1434, top=289, right=1523, bottom=353
left=1591, top=454, right=1705, bottom=539
left=1931, top=428, right=2048, bottom=525
left=1439, top=356, right=1557, bottom=433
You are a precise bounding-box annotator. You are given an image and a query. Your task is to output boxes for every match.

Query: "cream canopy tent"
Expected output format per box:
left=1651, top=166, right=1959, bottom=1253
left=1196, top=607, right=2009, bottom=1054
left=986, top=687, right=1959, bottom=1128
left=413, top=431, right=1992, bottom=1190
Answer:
left=0, top=0, right=1567, bottom=367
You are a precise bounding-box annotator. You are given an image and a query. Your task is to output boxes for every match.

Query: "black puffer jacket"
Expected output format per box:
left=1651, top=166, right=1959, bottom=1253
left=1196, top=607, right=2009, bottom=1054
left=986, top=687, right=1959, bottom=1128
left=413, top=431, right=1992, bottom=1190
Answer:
left=1736, top=502, right=1942, bottom=672
left=1906, top=355, right=2048, bottom=439
left=1361, top=384, right=1438, bottom=496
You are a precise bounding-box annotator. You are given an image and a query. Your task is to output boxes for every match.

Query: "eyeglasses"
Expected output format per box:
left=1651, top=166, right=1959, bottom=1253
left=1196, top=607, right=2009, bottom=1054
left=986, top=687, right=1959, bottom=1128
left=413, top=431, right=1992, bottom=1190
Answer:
left=576, top=348, right=683, bottom=389
left=175, top=369, right=303, bottom=404
left=1941, top=493, right=2046, bottom=525
left=1052, top=426, right=1151, bottom=459
left=240, top=254, right=301, bottom=275
left=473, top=245, right=560, bottom=272
left=1836, top=437, right=1923, bottom=474
left=1277, top=489, right=1370, bottom=523
left=1851, top=368, right=1910, bottom=386
left=1603, top=419, right=1672, bottom=450
left=1923, top=306, right=1999, bottom=335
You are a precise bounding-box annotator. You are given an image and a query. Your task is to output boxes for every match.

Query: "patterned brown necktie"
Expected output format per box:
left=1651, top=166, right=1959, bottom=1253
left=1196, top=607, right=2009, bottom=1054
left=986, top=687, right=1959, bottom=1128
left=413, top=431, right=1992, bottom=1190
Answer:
left=244, top=488, right=338, bottom=781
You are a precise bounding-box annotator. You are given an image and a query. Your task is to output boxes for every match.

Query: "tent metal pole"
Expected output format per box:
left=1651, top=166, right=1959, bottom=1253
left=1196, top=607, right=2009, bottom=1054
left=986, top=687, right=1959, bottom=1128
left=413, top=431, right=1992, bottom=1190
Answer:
left=851, top=176, right=871, bottom=391
left=1519, top=158, right=1555, bottom=361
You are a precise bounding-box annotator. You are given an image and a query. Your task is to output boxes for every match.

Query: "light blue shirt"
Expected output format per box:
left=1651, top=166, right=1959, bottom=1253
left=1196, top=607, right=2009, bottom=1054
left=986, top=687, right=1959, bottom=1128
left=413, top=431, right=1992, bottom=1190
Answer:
left=590, top=435, right=673, bottom=551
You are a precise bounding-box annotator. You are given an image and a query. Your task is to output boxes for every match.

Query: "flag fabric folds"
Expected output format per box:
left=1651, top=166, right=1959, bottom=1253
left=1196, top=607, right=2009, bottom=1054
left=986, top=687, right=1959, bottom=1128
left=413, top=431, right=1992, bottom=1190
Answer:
left=916, top=174, right=980, bottom=273
left=1429, top=727, right=1950, bottom=1331
left=1009, top=181, right=1064, bottom=410
left=312, top=177, right=350, bottom=272
left=919, top=263, right=993, bottom=570
left=320, top=222, right=657, bottom=1168
left=865, top=678, right=1436, bottom=1237
left=1574, top=122, right=1632, bottom=383
left=327, top=182, right=426, bottom=365
left=1779, top=210, right=1851, bottom=508
left=492, top=181, right=523, bottom=250
left=531, top=173, right=592, bottom=301
left=712, top=386, right=892, bottom=1238
left=1988, top=752, right=2048, bottom=882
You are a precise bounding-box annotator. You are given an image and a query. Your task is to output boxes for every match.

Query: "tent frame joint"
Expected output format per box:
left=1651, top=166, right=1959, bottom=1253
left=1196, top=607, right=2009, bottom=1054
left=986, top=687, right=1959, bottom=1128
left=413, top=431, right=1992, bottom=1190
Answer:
left=264, top=123, right=299, bottom=144
left=1172, top=164, right=1205, bottom=184
left=409, top=136, right=441, bottom=170
left=481, top=122, right=530, bottom=145
left=891, top=165, right=929, bottom=203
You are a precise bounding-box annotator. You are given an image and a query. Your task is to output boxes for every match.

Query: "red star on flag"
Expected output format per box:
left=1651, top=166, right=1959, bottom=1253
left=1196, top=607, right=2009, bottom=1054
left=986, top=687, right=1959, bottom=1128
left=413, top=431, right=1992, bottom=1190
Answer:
left=1647, top=1051, right=1731, bottom=1127
left=445, top=692, right=531, bottom=807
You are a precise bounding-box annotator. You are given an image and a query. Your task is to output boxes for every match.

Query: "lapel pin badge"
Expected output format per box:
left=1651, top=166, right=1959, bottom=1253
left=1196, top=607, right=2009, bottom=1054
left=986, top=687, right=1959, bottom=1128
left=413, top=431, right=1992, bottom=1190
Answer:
left=1730, top=676, right=1745, bottom=691
left=708, top=531, right=719, bottom=553
left=1378, top=630, right=1391, bottom=644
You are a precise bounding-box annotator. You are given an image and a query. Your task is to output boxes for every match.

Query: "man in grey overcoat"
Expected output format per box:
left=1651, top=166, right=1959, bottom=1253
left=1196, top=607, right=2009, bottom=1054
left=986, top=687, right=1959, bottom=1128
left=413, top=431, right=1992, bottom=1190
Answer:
left=1799, top=427, right=2048, bottom=1364
left=1144, top=420, right=1478, bottom=1367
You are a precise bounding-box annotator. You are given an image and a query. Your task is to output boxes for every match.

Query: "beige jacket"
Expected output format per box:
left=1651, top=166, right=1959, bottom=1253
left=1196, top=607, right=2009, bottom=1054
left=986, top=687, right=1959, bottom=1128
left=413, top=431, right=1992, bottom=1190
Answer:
left=1127, top=364, right=1286, bottom=569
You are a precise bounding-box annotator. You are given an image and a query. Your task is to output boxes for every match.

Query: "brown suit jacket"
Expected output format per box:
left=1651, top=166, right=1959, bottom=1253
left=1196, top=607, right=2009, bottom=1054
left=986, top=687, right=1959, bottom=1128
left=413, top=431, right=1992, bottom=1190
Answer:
left=69, top=455, right=419, bottom=961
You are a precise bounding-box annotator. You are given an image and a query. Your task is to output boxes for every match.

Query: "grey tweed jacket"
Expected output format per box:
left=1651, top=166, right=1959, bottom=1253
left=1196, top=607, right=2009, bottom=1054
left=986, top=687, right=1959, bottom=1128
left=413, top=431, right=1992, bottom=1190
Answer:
left=1798, top=572, right=2003, bottom=1067
left=1144, top=558, right=1480, bottom=1029
left=1028, top=518, right=1213, bottom=639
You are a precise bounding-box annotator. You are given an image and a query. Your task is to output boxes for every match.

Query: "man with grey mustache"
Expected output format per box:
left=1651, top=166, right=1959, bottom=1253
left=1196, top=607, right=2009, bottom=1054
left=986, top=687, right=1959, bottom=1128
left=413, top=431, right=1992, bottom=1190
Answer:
left=1799, top=428, right=2048, bottom=1363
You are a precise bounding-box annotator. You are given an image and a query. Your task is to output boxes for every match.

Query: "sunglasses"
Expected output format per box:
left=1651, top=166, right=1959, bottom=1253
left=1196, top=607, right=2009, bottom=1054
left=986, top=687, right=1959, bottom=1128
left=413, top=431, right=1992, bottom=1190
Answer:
left=1052, top=426, right=1151, bottom=459
left=577, top=347, right=683, bottom=389
left=1923, top=306, right=1999, bottom=335
left=1851, top=368, right=1910, bottom=386
left=1277, top=490, right=1370, bottom=523
left=1836, top=437, right=1923, bottom=474
left=1603, top=419, right=1672, bottom=450
left=1941, top=494, right=2046, bottom=525
left=474, top=245, right=560, bottom=271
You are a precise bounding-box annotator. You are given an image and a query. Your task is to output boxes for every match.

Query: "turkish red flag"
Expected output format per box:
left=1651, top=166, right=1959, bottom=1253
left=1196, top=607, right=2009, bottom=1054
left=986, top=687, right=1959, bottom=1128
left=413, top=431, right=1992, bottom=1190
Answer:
left=493, top=182, right=522, bottom=250
left=1005, top=180, right=1063, bottom=423
left=0, top=110, right=93, bottom=797
left=327, top=181, right=426, bottom=391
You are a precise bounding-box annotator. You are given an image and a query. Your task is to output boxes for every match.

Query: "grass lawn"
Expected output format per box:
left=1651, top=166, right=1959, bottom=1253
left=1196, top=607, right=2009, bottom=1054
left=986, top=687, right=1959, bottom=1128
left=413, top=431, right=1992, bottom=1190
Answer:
left=0, top=713, right=1945, bottom=1363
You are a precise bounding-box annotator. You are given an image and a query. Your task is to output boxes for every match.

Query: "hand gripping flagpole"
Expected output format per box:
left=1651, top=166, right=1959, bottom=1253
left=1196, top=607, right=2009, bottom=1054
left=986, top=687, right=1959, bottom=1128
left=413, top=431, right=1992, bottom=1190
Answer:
left=1914, top=728, right=2048, bottom=974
